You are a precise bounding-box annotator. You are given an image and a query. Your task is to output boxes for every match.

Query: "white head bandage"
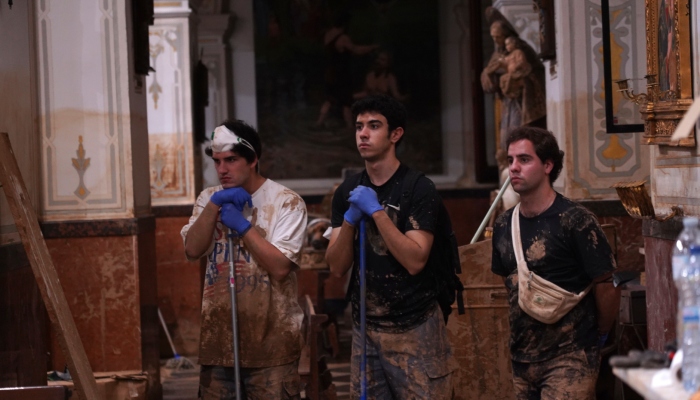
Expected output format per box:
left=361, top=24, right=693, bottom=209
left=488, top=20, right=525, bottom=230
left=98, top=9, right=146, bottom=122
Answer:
left=210, top=125, right=257, bottom=155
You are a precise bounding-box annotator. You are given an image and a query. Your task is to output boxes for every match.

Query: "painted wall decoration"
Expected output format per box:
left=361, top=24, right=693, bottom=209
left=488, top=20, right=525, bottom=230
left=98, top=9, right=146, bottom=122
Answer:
left=600, top=0, right=644, bottom=133
left=37, top=0, right=133, bottom=218
left=589, top=1, right=643, bottom=174
left=252, top=0, right=442, bottom=180
left=558, top=0, right=649, bottom=199
left=147, top=17, right=197, bottom=206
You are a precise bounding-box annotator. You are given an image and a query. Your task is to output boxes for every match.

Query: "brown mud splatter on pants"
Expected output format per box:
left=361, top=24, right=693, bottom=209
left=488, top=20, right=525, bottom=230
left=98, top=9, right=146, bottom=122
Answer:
left=512, top=347, right=599, bottom=399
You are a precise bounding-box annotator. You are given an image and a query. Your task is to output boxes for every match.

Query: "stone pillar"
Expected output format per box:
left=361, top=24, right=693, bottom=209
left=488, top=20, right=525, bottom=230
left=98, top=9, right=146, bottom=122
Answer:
left=198, top=12, right=234, bottom=189
left=28, top=0, right=160, bottom=397
left=148, top=0, right=203, bottom=358
left=0, top=0, right=46, bottom=389
left=148, top=1, right=197, bottom=206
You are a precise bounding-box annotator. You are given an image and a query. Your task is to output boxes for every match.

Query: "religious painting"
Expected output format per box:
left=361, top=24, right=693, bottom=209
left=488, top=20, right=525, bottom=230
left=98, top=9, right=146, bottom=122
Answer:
left=252, top=0, right=442, bottom=180
left=644, top=0, right=694, bottom=146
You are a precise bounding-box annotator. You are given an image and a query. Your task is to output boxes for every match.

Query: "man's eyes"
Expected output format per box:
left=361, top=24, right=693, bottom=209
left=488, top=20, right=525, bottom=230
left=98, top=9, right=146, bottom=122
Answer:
left=507, top=157, right=531, bottom=164
left=214, top=157, right=238, bottom=164
left=355, top=124, right=381, bottom=130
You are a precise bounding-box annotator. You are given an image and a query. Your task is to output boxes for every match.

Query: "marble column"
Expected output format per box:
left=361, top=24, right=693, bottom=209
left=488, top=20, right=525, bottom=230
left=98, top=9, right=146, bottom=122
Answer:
left=198, top=12, right=234, bottom=190
left=31, top=0, right=159, bottom=397
left=148, top=0, right=204, bottom=359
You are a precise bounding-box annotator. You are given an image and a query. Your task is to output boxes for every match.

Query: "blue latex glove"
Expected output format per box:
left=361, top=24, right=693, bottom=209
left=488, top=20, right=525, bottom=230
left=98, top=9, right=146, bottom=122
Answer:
left=348, top=186, right=383, bottom=217
left=598, top=332, right=609, bottom=349
left=344, top=203, right=364, bottom=227
left=220, top=203, right=252, bottom=236
left=210, top=187, right=252, bottom=211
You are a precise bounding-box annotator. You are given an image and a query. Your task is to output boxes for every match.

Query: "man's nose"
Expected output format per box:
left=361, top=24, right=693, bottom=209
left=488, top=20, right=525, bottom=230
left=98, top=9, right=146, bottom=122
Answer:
left=216, top=163, right=227, bottom=174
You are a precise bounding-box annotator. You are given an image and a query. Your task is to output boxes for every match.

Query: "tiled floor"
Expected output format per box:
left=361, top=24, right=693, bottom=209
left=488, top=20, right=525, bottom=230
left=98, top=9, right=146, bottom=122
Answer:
left=161, top=308, right=353, bottom=400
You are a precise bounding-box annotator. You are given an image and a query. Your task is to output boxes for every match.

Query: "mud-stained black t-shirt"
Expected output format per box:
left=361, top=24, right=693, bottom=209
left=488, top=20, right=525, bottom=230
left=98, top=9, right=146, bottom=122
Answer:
left=331, top=165, right=440, bottom=333
left=491, top=193, right=616, bottom=363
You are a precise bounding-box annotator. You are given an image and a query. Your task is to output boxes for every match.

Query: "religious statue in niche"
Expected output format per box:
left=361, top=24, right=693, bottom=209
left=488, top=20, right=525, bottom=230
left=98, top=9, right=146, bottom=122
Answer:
left=480, top=7, right=547, bottom=152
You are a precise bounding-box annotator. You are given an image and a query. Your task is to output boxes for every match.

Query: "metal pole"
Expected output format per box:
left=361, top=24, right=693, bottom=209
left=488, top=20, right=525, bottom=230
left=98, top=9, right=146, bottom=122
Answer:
left=359, top=219, right=368, bottom=400
left=227, top=232, right=242, bottom=399
left=471, top=176, right=512, bottom=244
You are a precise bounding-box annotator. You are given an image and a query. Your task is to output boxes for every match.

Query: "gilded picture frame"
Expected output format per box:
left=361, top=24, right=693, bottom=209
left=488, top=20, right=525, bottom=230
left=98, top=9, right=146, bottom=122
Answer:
left=643, top=0, right=695, bottom=146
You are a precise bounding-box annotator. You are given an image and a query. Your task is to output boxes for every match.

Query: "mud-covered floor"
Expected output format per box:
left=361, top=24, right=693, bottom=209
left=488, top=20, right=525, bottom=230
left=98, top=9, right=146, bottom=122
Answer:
left=161, top=306, right=352, bottom=400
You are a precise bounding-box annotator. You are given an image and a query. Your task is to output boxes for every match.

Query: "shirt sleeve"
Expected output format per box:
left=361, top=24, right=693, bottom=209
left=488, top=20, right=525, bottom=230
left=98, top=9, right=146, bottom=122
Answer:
left=491, top=212, right=511, bottom=277
left=403, top=176, right=440, bottom=233
left=268, top=192, right=308, bottom=266
left=180, top=188, right=217, bottom=261
left=569, top=208, right=617, bottom=280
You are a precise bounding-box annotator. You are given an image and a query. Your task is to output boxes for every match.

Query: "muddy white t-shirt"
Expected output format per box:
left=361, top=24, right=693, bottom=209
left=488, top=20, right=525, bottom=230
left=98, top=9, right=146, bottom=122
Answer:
left=181, top=179, right=307, bottom=368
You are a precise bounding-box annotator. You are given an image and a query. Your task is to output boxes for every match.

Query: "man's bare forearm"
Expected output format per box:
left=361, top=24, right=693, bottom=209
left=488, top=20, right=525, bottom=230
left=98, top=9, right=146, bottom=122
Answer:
left=241, top=228, right=296, bottom=282
left=594, top=280, right=621, bottom=334
left=184, top=202, right=219, bottom=259
left=372, top=212, right=432, bottom=275
left=325, top=223, right=356, bottom=278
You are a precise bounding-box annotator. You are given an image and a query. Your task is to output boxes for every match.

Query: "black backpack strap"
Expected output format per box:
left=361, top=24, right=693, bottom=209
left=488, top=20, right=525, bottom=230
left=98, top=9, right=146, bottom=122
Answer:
left=398, top=168, right=424, bottom=218
left=343, top=171, right=366, bottom=200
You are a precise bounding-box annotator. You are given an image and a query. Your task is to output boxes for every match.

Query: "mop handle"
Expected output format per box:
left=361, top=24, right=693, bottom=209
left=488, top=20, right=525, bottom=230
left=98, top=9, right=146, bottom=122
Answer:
left=228, top=232, right=242, bottom=400
left=359, top=219, right=367, bottom=400
left=470, top=176, right=512, bottom=244
left=157, top=308, right=179, bottom=358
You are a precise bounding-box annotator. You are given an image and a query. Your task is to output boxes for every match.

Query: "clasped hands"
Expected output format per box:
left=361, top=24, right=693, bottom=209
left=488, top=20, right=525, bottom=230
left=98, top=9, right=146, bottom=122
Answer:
left=211, top=187, right=253, bottom=236
left=344, top=186, right=384, bottom=227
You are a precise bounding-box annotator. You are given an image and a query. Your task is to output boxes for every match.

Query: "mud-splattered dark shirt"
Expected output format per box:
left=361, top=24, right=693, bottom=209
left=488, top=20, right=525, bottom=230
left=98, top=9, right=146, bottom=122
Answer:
left=491, top=193, right=616, bottom=363
left=331, top=164, right=440, bottom=333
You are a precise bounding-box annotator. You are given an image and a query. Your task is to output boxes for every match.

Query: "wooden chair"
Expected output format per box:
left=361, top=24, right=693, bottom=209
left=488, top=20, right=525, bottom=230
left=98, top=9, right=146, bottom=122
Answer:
left=299, top=295, right=337, bottom=400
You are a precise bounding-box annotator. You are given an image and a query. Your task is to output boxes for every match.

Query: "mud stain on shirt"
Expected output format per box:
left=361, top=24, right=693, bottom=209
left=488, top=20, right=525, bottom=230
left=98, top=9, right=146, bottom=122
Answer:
left=588, top=230, right=598, bottom=247
left=526, top=237, right=546, bottom=262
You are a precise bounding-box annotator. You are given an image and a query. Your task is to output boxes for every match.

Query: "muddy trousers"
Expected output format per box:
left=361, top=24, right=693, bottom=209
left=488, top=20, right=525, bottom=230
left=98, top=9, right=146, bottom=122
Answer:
left=198, top=360, right=300, bottom=400
left=350, top=306, right=455, bottom=400
left=511, top=347, right=600, bottom=400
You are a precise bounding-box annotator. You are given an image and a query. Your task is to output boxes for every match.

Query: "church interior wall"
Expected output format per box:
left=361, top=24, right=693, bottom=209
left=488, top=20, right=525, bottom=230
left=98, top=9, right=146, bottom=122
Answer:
left=2, top=0, right=692, bottom=396
left=547, top=0, right=650, bottom=201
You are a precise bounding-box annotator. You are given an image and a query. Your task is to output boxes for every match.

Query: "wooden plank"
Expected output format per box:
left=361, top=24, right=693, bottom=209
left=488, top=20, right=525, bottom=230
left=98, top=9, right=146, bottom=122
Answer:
left=0, top=133, right=99, bottom=400
left=0, top=386, right=67, bottom=400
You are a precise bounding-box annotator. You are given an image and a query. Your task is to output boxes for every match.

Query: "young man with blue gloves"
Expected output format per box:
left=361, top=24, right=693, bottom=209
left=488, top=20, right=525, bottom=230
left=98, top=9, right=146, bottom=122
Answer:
left=181, top=120, right=307, bottom=399
left=325, top=95, right=456, bottom=399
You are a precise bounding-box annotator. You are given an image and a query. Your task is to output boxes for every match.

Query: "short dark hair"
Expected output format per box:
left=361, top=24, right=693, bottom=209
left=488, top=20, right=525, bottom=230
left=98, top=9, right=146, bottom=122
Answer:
left=505, top=126, right=564, bottom=185
left=205, top=120, right=262, bottom=169
left=351, top=94, right=407, bottom=146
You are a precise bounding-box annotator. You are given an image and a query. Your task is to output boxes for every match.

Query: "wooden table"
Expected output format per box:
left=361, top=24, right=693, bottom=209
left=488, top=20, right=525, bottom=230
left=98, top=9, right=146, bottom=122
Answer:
left=613, top=367, right=691, bottom=400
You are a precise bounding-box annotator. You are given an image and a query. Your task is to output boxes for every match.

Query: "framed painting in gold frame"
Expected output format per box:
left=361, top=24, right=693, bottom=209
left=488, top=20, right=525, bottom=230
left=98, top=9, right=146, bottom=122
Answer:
left=641, top=0, right=695, bottom=146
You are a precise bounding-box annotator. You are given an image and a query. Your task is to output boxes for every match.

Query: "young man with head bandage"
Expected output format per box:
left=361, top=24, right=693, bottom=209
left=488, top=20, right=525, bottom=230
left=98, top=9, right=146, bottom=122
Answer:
left=181, top=120, right=307, bottom=399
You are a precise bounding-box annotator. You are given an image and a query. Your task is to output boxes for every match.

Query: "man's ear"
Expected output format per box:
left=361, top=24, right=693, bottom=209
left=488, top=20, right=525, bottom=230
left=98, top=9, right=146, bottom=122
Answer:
left=543, top=158, right=554, bottom=175
left=390, top=127, right=404, bottom=144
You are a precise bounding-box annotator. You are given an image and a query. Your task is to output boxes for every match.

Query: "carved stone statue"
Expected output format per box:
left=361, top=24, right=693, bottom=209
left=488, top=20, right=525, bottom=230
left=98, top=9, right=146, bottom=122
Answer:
left=480, top=7, right=546, bottom=150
